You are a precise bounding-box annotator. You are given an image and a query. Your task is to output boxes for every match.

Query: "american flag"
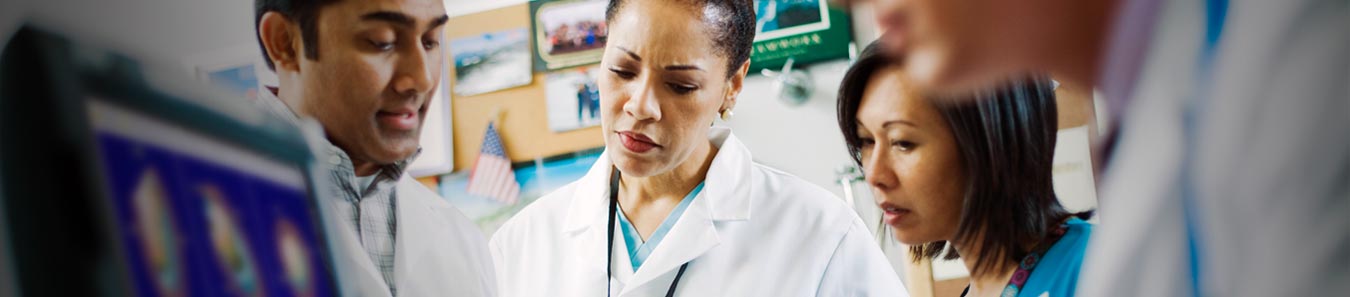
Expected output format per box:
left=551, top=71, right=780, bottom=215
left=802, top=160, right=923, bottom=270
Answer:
left=466, top=122, right=519, bottom=204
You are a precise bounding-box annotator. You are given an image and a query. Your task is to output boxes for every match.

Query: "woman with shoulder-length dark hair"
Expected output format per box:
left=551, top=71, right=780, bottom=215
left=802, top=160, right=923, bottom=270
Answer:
left=837, top=41, right=1094, bottom=297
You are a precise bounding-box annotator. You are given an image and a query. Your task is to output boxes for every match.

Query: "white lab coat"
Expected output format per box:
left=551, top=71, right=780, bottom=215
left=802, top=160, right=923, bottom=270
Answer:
left=1078, top=0, right=1348, bottom=296
left=321, top=175, right=498, bottom=296
left=490, top=127, right=905, bottom=297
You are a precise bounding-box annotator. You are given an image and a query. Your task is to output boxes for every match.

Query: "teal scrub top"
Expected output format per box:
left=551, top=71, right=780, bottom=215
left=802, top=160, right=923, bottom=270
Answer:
left=615, top=182, right=704, bottom=272
left=1017, top=217, right=1092, bottom=296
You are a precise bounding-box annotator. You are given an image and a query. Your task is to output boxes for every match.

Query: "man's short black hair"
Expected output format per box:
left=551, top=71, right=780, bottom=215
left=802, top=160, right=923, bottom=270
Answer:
left=605, top=0, right=756, bottom=78
left=255, top=0, right=341, bottom=70
left=837, top=41, right=1092, bottom=275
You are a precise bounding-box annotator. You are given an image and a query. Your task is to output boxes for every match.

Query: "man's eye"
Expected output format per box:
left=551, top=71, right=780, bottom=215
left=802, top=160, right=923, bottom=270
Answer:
left=422, top=39, right=440, bottom=50
left=370, top=40, right=395, bottom=51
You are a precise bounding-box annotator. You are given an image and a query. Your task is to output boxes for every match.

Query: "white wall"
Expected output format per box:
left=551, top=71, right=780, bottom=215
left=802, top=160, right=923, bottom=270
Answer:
left=722, top=60, right=860, bottom=198
left=2, top=0, right=522, bottom=66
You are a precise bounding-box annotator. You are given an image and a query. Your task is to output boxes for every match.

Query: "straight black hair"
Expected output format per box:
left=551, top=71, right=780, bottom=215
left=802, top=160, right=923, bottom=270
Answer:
left=837, top=41, right=1090, bottom=275
left=255, top=0, right=341, bottom=70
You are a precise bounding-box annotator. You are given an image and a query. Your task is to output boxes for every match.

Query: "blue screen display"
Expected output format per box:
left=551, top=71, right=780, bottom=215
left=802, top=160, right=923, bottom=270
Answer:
left=94, top=125, right=333, bottom=297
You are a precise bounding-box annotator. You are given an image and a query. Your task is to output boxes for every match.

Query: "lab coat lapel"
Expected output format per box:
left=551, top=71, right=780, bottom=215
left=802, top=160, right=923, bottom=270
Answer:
left=321, top=189, right=392, bottom=297
left=562, top=153, right=620, bottom=278
left=392, top=177, right=426, bottom=295
left=620, top=127, right=753, bottom=294
left=391, top=176, right=454, bottom=295
left=620, top=194, right=719, bottom=295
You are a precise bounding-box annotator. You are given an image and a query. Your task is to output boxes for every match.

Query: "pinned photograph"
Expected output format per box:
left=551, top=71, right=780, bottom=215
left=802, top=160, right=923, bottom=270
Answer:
left=450, top=28, right=532, bottom=97
left=531, top=0, right=609, bottom=71
left=545, top=65, right=602, bottom=132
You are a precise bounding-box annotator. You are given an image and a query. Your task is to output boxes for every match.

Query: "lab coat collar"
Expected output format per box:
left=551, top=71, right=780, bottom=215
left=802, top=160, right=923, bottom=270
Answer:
left=561, top=126, right=753, bottom=232
left=390, top=175, right=470, bottom=296
left=392, top=176, right=425, bottom=294
left=561, top=127, right=754, bottom=294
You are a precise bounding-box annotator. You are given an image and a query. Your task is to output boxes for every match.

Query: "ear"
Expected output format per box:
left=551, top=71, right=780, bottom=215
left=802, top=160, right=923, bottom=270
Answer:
left=721, top=60, right=751, bottom=112
left=258, top=11, right=302, bottom=72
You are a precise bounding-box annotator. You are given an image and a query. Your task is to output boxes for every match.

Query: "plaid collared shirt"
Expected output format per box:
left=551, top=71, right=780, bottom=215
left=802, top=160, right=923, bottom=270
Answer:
left=257, top=89, right=412, bottom=295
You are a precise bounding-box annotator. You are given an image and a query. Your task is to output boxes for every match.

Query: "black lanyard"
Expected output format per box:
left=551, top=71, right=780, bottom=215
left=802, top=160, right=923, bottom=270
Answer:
left=607, top=169, right=689, bottom=297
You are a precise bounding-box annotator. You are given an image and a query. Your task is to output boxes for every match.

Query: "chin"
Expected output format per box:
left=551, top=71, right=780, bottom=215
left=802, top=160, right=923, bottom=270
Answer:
left=904, top=48, right=962, bottom=92
left=890, top=228, right=933, bottom=246
left=909, top=47, right=1009, bottom=95
left=369, top=142, right=419, bottom=164
left=608, top=152, right=664, bottom=178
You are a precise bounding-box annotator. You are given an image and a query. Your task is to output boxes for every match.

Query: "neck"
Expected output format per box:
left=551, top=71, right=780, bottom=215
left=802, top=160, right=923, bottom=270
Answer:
left=352, top=159, right=381, bottom=177
left=274, top=83, right=384, bottom=178
left=1046, top=0, right=1117, bottom=90
left=952, top=239, right=1016, bottom=296
left=619, top=140, right=717, bottom=206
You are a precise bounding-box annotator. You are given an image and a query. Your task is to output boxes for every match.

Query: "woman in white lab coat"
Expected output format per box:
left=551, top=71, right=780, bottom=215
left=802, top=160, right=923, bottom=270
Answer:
left=489, top=0, right=905, bottom=296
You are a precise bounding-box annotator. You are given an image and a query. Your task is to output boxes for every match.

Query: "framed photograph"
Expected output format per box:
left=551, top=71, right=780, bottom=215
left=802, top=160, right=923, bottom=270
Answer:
left=450, top=28, right=533, bottom=97
left=749, top=0, right=853, bottom=73
left=530, top=0, right=609, bottom=71
left=544, top=65, right=602, bottom=132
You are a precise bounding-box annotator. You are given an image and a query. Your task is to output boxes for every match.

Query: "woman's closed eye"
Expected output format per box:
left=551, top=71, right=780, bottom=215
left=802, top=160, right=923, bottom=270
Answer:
left=609, top=68, right=636, bottom=79
left=667, top=82, right=698, bottom=95
left=859, top=137, right=877, bottom=146
left=891, top=140, right=917, bottom=152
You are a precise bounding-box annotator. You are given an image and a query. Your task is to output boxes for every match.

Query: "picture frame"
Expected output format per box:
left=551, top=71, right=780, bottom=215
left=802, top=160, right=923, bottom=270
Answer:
left=749, top=0, right=854, bottom=73
left=450, top=28, right=533, bottom=97
left=529, top=0, right=609, bottom=71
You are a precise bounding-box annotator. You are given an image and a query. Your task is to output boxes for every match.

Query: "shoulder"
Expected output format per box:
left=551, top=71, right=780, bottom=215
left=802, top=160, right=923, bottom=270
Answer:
left=744, top=163, right=862, bottom=241
left=395, top=175, right=484, bottom=237
left=1021, top=218, right=1093, bottom=295
left=749, top=163, right=855, bottom=221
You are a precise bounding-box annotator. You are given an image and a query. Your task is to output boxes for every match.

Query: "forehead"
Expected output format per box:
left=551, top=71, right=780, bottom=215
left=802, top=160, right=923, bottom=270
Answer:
left=857, top=66, right=941, bottom=129
left=606, top=1, right=723, bottom=68
left=321, top=0, right=446, bottom=23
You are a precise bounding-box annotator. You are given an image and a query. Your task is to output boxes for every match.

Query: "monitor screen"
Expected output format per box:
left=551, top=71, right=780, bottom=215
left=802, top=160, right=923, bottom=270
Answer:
left=86, top=99, right=334, bottom=297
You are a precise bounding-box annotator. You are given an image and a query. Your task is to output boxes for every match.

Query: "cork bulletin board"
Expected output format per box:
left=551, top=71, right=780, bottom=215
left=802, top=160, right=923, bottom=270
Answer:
left=445, top=4, right=605, bottom=171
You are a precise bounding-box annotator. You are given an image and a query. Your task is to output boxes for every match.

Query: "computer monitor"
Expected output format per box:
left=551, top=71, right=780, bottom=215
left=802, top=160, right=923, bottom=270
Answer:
left=0, top=25, right=338, bottom=297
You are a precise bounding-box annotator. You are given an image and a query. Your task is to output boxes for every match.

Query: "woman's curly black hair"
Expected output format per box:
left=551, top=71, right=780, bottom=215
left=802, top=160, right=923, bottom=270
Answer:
left=606, top=0, right=756, bottom=78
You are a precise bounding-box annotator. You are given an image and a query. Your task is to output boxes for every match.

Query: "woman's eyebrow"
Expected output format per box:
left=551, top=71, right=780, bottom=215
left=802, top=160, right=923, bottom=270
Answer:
left=665, top=65, right=704, bottom=72
left=881, top=120, right=918, bottom=128
left=616, top=46, right=642, bottom=61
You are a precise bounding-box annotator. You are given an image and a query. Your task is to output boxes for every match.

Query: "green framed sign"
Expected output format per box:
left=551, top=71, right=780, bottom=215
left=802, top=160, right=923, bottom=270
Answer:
left=749, top=0, right=853, bottom=73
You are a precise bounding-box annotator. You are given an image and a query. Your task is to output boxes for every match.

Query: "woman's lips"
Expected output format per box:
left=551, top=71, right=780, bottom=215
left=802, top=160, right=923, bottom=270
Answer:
left=617, top=131, right=659, bottom=153
left=880, top=202, right=912, bottom=227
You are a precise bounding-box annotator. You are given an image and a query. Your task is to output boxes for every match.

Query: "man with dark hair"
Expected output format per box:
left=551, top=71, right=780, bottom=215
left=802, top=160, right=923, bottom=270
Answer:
left=254, top=0, right=496, bottom=295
